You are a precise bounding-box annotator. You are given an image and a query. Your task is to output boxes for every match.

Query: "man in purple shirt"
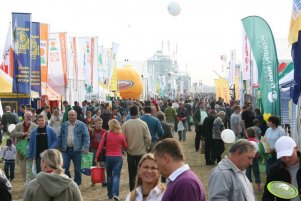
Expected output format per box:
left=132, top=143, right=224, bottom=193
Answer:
left=153, top=138, right=206, bottom=201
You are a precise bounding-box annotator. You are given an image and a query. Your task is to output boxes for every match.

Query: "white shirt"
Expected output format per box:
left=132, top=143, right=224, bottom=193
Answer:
left=125, top=185, right=164, bottom=201
left=67, top=122, right=75, bottom=147
left=167, top=164, right=190, bottom=183
left=227, top=158, right=255, bottom=201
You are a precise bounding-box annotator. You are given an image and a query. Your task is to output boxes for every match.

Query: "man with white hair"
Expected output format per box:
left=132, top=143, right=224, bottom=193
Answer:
left=262, top=136, right=301, bottom=201
left=58, top=110, right=90, bottom=186
left=208, top=139, right=257, bottom=201
left=11, top=111, right=37, bottom=181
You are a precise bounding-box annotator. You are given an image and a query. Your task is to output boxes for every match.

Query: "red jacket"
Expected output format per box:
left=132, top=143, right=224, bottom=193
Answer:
left=90, top=128, right=106, bottom=149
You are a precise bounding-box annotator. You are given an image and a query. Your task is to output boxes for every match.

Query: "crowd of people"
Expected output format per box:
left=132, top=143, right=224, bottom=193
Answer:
left=0, top=96, right=299, bottom=201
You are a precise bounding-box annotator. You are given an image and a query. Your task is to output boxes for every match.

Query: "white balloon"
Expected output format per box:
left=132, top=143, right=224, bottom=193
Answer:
left=221, top=129, right=236, bottom=143
left=8, top=124, right=16, bottom=133
left=167, top=1, right=181, bottom=16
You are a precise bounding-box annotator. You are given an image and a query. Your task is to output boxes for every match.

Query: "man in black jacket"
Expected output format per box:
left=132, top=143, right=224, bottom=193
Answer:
left=193, top=101, right=208, bottom=152
left=202, top=110, right=216, bottom=165
left=262, top=136, right=301, bottom=201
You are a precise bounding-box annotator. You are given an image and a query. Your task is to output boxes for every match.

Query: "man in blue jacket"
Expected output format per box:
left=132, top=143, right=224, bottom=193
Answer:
left=28, top=115, right=57, bottom=173
left=58, top=110, right=90, bottom=186
left=140, top=106, right=163, bottom=151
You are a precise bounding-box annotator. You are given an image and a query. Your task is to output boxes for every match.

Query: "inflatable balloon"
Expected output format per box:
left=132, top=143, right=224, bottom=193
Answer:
left=117, top=65, right=143, bottom=100
left=221, top=129, right=235, bottom=143
left=167, top=1, right=181, bottom=16
left=8, top=124, right=16, bottom=133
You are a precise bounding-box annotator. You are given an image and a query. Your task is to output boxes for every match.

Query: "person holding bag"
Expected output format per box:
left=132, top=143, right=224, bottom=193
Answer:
left=89, top=117, right=107, bottom=186
left=95, top=119, right=128, bottom=201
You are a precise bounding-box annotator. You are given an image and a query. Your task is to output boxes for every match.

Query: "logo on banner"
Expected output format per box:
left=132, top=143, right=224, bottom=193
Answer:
left=16, top=31, right=29, bottom=54
left=49, top=40, right=59, bottom=62
left=118, top=80, right=133, bottom=90
left=30, top=39, right=39, bottom=59
left=40, top=41, right=47, bottom=65
left=268, top=90, right=278, bottom=103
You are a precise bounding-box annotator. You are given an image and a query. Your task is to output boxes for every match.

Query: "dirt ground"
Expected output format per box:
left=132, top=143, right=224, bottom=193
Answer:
left=3, top=130, right=265, bottom=201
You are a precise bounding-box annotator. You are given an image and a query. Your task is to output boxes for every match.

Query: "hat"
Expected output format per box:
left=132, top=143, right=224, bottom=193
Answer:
left=151, top=99, right=158, bottom=105
left=275, top=136, right=297, bottom=159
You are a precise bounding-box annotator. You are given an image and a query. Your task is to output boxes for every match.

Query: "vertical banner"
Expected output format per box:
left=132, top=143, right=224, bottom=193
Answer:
left=12, top=12, right=31, bottom=95
left=241, top=31, right=251, bottom=81
left=289, top=0, right=301, bottom=104
left=40, top=23, right=49, bottom=83
left=234, top=77, right=240, bottom=100
left=101, top=48, right=112, bottom=88
left=92, top=38, right=99, bottom=95
left=242, top=16, right=280, bottom=116
left=214, top=79, right=222, bottom=101
left=30, top=22, right=41, bottom=96
left=108, top=42, right=119, bottom=90
left=0, top=23, right=13, bottom=93
left=48, top=32, right=67, bottom=95
left=214, top=78, right=230, bottom=103
left=78, top=37, right=98, bottom=94
left=229, top=50, right=236, bottom=85
left=69, top=37, right=78, bottom=91
left=1, top=23, right=13, bottom=77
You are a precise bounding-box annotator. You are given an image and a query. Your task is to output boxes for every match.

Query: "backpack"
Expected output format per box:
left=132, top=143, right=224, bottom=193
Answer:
left=0, top=177, right=12, bottom=201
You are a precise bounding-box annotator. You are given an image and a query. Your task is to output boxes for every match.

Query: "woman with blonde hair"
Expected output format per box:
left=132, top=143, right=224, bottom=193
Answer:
left=125, top=153, right=165, bottom=201
left=95, top=119, right=128, bottom=201
left=23, top=149, right=83, bottom=201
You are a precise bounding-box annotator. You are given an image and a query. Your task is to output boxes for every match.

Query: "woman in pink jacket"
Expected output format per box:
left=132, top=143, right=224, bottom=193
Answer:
left=95, top=119, right=128, bottom=201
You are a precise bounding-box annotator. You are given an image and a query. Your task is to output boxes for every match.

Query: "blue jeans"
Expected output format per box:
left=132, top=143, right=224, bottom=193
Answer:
left=246, top=157, right=261, bottom=183
left=63, top=148, right=82, bottom=185
left=178, top=121, right=188, bottom=142
left=4, top=160, right=15, bottom=180
left=106, top=156, right=123, bottom=199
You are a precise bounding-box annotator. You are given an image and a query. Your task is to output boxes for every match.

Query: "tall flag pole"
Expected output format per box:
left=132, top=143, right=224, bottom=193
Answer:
left=242, top=16, right=280, bottom=117
left=12, top=12, right=32, bottom=95
left=289, top=0, right=301, bottom=104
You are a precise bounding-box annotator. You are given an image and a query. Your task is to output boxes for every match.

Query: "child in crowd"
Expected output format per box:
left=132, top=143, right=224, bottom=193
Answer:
left=252, top=119, right=262, bottom=140
left=245, top=128, right=261, bottom=191
left=2, top=139, right=16, bottom=181
left=89, top=117, right=107, bottom=187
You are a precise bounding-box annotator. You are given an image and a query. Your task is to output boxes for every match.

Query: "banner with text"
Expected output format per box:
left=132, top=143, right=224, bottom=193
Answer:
left=78, top=37, right=98, bottom=94
left=242, top=16, right=280, bottom=116
left=40, top=23, right=49, bottom=83
left=12, top=12, right=31, bottom=94
left=47, top=32, right=67, bottom=95
left=31, top=22, right=41, bottom=96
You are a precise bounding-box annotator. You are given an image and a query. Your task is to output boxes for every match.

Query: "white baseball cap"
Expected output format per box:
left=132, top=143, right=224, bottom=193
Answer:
left=275, top=136, right=297, bottom=159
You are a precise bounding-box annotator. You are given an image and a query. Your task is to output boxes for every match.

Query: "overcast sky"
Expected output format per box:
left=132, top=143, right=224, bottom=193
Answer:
left=0, top=0, right=292, bottom=86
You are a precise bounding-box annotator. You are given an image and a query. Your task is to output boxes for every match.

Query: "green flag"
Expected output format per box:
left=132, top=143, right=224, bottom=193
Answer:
left=242, top=16, right=280, bottom=117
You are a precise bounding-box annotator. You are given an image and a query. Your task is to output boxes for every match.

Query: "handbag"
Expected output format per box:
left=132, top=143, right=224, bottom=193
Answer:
left=177, top=121, right=185, bottom=132
left=99, top=132, right=108, bottom=162
left=81, top=152, right=93, bottom=169
left=16, top=139, right=29, bottom=158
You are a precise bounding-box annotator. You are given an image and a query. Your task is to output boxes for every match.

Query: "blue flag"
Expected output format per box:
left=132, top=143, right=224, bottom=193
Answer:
left=292, top=32, right=301, bottom=103
left=30, top=22, right=41, bottom=96
left=12, top=13, right=32, bottom=95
